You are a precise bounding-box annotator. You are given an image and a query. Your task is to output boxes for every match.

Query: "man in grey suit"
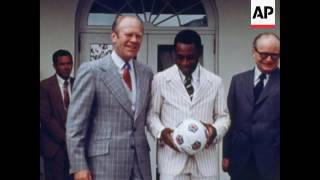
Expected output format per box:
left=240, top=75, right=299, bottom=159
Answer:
left=66, top=15, right=153, bottom=180
left=222, top=32, right=280, bottom=180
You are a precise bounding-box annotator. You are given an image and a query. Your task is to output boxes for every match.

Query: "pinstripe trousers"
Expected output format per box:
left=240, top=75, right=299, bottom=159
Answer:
left=159, top=157, right=216, bottom=180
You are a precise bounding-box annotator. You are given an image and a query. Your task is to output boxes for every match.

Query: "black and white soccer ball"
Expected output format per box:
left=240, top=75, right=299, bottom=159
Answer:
left=172, top=118, right=208, bottom=155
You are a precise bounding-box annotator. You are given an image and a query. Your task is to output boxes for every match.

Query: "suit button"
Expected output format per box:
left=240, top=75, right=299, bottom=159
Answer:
left=133, top=127, right=136, bottom=132
left=130, top=145, right=135, bottom=149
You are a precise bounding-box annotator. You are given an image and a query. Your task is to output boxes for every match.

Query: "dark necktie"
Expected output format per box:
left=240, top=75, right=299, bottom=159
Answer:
left=254, top=73, right=266, bottom=102
left=63, top=80, right=70, bottom=110
left=123, top=63, right=132, bottom=91
left=184, top=75, right=194, bottom=100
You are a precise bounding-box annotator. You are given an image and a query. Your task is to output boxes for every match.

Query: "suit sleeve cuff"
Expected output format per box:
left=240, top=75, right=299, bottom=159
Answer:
left=211, top=124, right=218, bottom=144
left=156, top=126, right=166, bottom=140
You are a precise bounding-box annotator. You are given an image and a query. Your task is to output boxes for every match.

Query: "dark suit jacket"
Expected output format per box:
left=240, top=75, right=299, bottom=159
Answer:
left=223, top=68, right=280, bottom=180
left=40, top=75, right=74, bottom=158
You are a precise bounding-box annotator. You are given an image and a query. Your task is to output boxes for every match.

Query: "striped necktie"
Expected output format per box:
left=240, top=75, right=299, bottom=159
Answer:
left=63, top=80, right=70, bottom=110
left=184, top=75, right=194, bottom=100
left=123, top=62, right=132, bottom=91
left=254, top=73, right=266, bottom=102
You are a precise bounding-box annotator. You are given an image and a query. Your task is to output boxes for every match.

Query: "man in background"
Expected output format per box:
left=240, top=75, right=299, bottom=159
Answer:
left=40, top=49, right=74, bottom=180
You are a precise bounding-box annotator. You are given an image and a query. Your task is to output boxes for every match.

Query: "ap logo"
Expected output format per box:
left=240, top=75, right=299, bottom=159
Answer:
left=251, top=0, right=276, bottom=29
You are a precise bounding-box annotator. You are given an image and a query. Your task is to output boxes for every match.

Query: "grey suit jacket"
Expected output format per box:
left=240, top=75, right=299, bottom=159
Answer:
left=66, top=54, right=153, bottom=180
left=223, top=68, right=280, bottom=180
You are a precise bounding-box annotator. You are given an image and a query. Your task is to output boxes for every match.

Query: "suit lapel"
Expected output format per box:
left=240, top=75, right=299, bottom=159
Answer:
left=70, top=77, right=75, bottom=92
left=255, top=68, right=280, bottom=105
left=133, top=61, right=148, bottom=120
left=243, top=70, right=255, bottom=104
left=51, top=76, right=67, bottom=121
left=99, top=56, right=134, bottom=118
left=191, top=65, right=209, bottom=106
left=167, top=65, right=192, bottom=105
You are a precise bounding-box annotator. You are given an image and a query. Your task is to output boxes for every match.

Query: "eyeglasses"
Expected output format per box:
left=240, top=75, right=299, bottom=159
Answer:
left=255, top=48, right=280, bottom=61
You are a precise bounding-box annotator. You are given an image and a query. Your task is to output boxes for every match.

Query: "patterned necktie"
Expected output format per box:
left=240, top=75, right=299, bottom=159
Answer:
left=184, top=75, right=194, bottom=100
left=254, top=73, right=266, bottom=102
left=123, top=63, right=132, bottom=91
left=63, top=80, right=70, bottom=109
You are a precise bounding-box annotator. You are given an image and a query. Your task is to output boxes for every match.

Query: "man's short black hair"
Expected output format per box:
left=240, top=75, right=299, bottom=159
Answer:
left=52, top=49, right=72, bottom=64
left=174, top=29, right=202, bottom=53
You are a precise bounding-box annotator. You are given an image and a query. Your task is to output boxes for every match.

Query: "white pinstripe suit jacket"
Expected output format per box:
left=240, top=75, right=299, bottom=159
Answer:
left=147, top=64, right=230, bottom=177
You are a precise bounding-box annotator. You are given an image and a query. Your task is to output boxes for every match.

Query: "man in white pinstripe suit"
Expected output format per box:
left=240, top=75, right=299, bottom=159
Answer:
left=147, top=29, right=230, bottom=180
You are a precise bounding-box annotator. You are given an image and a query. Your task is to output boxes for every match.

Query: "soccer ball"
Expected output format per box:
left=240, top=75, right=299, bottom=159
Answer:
left=172, top=118, right=208, bottom=155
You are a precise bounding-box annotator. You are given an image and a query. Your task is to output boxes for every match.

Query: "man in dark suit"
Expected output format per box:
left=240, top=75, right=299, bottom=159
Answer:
left=66, top=15, right=153, bottom=180
left=222, top=32, right=280, bottom=180
left=40, top=49, right=74, bottom=180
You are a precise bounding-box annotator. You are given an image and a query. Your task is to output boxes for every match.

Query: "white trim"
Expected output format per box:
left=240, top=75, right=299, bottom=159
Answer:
left=75, top=0, right=219, bottom=73
left=78, top=0, right=217, bottom=32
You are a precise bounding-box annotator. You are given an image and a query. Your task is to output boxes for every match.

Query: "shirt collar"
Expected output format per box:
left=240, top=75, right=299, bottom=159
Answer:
left=178, top=63, right=200, bottom=82
left=254, top=65, right=269, bottom=82
left=56, top=74, right=69, bottom=86
left=111, top=51, right=134, bottom=70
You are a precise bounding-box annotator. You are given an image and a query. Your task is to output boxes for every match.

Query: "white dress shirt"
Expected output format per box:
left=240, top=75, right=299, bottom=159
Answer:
left=111, top=51, right=137, bottom=111
left=254, top=65, right=270, bottom=87
left=56, top=74, right=72, bottom=102
left=178, top=63, right=200, bottom=93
